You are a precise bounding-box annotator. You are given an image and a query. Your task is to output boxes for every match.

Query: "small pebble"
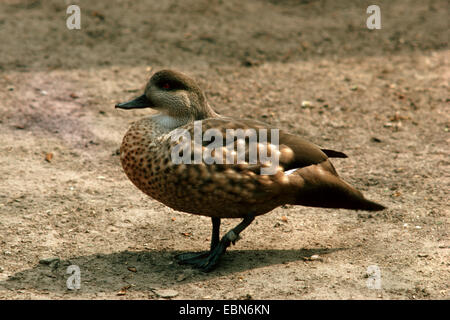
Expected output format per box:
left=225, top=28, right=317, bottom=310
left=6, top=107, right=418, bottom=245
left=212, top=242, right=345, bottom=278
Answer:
left=176, top=274, right=187, bottom=282
left=153, top=289, right=179, bottom=298
left=176, top=270, right=193, bottom=282
left=301, top=100, right=314, bottom=108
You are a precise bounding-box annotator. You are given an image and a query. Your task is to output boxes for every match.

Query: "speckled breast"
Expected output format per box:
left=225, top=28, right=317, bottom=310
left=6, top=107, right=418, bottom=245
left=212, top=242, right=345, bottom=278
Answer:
left=120, top=118, right=176, bottom=205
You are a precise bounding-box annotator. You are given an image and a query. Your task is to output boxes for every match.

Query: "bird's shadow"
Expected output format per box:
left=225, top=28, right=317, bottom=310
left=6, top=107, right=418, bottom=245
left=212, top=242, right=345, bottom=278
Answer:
left=0, top=247, right=346, bottom=296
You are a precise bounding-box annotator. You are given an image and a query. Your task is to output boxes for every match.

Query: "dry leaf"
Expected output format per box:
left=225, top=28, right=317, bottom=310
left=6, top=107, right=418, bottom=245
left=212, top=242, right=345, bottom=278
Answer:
left=45, top=153, right=53, bottom=162
left=117, top=285, right=131, bottom=295
left=92, top=11, right=105, bottom=20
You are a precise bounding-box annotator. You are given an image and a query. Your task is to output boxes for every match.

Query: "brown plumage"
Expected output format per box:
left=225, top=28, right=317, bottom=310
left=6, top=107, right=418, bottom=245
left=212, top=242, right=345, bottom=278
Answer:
left=116, top=69, right=385, bottom=271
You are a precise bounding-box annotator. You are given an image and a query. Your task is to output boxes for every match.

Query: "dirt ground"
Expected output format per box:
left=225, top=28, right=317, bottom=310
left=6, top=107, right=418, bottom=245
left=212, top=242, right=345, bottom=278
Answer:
left=0, top=0, right=448, bottom=300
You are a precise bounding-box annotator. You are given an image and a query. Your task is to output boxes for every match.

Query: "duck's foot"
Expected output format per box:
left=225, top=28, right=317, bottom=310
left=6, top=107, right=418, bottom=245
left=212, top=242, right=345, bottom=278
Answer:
left=175, top=251, right=217, bottom=271
left=176, top=230, right=240, bottom=272
left=175, top=215, right=255, bottom=272
left=175, top=251, right=210, bottom=265
left=176, top=231, right=239, bottom=272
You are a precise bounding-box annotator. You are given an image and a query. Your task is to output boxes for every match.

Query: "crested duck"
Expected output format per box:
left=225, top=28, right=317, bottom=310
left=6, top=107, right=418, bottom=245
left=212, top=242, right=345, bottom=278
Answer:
left=116, top=70, right=385, bottom=271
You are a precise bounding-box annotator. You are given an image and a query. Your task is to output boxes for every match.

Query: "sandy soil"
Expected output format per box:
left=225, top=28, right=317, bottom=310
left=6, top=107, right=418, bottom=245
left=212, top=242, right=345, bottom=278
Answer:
left=0, top=0, right=448, bottom=300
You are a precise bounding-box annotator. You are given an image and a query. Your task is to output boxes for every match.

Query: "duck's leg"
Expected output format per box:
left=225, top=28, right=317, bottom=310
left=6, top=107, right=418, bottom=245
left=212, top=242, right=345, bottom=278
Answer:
left=176, top=215, right=255, bottom=272
left=210, top=217, right=221, bottom=250
left=202, top=215, right=255, bottom=272
left=175, top=217, right=221, bottom=263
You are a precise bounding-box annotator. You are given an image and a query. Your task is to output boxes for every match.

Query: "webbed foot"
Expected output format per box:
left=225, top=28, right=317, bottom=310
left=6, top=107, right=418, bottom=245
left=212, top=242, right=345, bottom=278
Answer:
left=175, top=230, right=239, bottom=272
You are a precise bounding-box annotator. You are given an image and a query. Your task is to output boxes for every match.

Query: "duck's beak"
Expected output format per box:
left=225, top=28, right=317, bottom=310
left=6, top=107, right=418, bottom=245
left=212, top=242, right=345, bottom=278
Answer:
left=115, top=94, right=153, bottom=109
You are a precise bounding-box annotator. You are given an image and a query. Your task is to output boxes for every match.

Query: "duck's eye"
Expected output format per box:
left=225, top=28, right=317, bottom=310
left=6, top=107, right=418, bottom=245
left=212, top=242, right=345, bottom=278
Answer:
left=162, top=83, right=170, bottom=90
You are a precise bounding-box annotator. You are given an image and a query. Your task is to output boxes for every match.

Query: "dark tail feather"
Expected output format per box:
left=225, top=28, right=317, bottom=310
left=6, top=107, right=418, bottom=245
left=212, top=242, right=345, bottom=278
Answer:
left=354, top=198, right=385, bottom=211
left=289, top=171, right=385, bottom=211
left=321, top=149, right=348, bottom=158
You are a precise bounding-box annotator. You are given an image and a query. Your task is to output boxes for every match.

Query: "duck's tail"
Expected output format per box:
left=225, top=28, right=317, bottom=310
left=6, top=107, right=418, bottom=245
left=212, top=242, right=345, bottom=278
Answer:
left=287, top=164, right=385, bottom=211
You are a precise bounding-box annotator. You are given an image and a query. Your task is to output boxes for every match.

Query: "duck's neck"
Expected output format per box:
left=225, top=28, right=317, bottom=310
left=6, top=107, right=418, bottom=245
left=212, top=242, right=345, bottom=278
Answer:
left=153, top=114, right=190, bottom=130
left=155, top=102, right=220, bottom=130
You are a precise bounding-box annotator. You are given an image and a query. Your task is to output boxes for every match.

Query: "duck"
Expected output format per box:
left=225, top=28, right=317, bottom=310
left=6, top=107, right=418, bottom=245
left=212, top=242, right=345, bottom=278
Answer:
left=115, top=69, right=385, bottom=272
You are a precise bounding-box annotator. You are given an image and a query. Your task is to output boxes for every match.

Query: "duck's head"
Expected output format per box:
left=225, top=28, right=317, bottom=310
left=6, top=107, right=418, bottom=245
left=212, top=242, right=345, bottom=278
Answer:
left=115, top=70, right=216, bottom=121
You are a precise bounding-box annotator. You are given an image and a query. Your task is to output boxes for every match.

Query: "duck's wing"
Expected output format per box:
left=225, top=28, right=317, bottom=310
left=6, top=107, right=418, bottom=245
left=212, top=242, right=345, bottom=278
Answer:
left=170, top=117, right=345, bottom=175
left=237, top=118, right=347, bottom=172
left=161, top=117, right=384, bottom=213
